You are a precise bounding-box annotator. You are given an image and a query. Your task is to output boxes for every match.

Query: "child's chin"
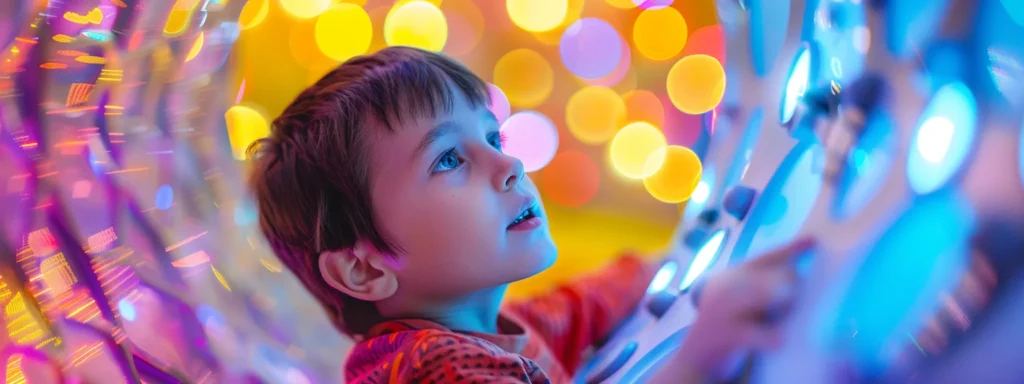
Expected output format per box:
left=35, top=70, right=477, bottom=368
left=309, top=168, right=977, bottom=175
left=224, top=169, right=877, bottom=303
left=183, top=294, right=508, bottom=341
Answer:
left=522, top=245, right=559, bottom=278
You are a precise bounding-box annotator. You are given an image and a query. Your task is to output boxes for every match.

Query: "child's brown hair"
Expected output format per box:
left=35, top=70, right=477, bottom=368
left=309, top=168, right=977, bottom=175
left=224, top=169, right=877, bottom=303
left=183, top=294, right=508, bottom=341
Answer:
left=246, top=47, right=490, bottom=335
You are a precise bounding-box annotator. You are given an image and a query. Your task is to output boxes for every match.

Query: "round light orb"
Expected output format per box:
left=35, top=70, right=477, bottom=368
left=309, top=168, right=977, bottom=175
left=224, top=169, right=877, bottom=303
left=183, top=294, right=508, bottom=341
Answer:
left=633, top=7, right=688, bottom=61
left=667, top=54, right=726, bottom=114
left=623, top=89, right=665, bottom=128
left=643, top=145, right=703, bottom=203
left=507, top=0, right=568, bottom=32
left=610, top=122, right=668, bottom=179
left=315, top=4, right=372, bottom=61
left=384, top=1, right=448, bottom=52
left=279, top=0, right=331, bottom=19
left=907, top=82, right=978, bottom=195
left=493, top=49, right=554, bottom=108
left=225, top=105, right=270, bottom=160
left=559, top=18, right=624, bottom=79
left=539, top=150, right=601, bottom=207
left=500, top=111, right=560, bottom=172
left=566, top=86, right=627, bottom=145
left=487, top=83, right=512, bottom=124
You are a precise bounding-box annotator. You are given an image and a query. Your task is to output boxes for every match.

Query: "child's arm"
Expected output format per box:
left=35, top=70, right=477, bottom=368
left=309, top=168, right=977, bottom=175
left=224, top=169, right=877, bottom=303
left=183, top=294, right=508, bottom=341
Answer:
left=504, top=253, right=658, bottom=373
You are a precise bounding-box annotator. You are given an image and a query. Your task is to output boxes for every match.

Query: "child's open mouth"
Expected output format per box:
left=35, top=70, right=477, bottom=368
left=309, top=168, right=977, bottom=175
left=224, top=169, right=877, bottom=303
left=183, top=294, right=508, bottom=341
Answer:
left=508, top=204, right=541, bottom=231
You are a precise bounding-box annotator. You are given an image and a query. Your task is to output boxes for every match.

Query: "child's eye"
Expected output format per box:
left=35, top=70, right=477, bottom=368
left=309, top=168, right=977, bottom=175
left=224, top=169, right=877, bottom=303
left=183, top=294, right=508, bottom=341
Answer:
left=488, top=132, right=507, bottom=151
left=432, top=149, right=464, bottom=173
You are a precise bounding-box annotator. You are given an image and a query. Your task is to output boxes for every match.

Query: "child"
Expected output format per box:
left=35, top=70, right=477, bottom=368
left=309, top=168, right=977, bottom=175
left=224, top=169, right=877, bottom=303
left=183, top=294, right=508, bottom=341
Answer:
left=248, top=46, right=811, bottom=383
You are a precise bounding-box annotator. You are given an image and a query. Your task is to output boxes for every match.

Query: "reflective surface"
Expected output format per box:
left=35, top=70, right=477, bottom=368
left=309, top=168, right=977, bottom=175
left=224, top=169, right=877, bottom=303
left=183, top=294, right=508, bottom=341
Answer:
left=907, top=83, right=978, bottom=195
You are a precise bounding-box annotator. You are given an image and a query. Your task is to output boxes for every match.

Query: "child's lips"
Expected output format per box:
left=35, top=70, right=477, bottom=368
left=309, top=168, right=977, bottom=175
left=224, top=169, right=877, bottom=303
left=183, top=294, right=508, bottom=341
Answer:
left=507, top=216, right=542, bottom=231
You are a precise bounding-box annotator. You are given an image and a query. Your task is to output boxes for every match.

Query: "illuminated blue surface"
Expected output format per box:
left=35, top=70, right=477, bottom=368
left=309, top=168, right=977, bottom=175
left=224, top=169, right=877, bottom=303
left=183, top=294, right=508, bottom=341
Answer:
left=719, top=109, right=764, bottom=198
left=155, top=185, right=174, bottom=211
left=118, top=298, right=136, bottom=322
left=748, top=0, right=792, bottom=77
left=1001, top=0, right=1024, bottom=27
left=808, top=0, right=867, bottom=84
left=1020, top=120, right=1024, bottom=188
left=827, top=189, right=973, bottom=373
left=780, top=45, right=814, bottom=126
left=833, top=111, right=896, bottom=219
left=621, top=326, right=691, bottom=383
left=731, top=141, right=824, bottom=263
left=906, top=83, right=978, bottom=195
left=647, top=261, right=679, bottom=294
left=886, top=0, right=953, bottom=58
left=680, top=230, right=727, bottom=291
left=683, top=165, right=716, bottom=225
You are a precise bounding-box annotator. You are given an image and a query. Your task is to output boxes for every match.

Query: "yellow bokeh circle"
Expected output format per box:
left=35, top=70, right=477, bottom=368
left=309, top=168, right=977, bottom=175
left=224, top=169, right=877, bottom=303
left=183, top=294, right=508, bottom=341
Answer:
left=507, top=0, right=568, bottom=32
left=279, top=0, right=331, bottom=19
left=666, top=54, right=726, bottom=114
left=609, top=122, right=668, bottom=179
left=531, top=0, right=585, bottom=45
left=238, top=0, right=269, bottom=30
left=606, top=0, right=637, bottom=9
left=225, top=105, right=270, bottom=160
left=396, top=0, right=442, bottom=6
left=566, top=86, right=627, bottom=145
left=493, top=49, right=554, bottom=108
left=633, top=7, right=688, bottom=61
left=385, top=1, right=448, bottom=52
left=643, top=145, right=703, bottom=203
left=315, top=4, right=372, bottom=61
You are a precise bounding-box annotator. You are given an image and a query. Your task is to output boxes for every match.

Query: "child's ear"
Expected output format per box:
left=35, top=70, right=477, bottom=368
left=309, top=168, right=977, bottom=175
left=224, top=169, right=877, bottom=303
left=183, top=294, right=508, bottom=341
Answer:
left=318, top=241, right=398, bottom=302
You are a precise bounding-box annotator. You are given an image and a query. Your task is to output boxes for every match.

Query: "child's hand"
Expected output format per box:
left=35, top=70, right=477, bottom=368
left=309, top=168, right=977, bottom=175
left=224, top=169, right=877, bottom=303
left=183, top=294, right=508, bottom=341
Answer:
left=653, top=237, right=816, bottom=383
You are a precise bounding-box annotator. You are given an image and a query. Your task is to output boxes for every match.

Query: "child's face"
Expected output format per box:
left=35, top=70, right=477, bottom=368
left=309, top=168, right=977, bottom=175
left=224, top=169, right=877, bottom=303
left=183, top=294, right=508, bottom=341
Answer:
left=369, top=88, right=557, bottom=300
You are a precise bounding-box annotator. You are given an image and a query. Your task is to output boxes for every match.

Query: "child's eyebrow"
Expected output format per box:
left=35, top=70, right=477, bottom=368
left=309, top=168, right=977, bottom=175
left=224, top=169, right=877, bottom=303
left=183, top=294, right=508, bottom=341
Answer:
left=412, top=122, right=458, bottom=162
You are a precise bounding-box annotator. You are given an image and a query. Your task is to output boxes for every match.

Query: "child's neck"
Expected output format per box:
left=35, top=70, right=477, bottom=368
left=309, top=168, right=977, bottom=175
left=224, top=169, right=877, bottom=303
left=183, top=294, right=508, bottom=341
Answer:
left=417, top=285, right=508, bottom=334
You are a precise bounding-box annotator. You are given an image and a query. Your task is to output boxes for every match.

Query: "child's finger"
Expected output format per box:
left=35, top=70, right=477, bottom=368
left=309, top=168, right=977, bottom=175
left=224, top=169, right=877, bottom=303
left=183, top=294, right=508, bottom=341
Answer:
left=748, top=237, right=817, bottom=268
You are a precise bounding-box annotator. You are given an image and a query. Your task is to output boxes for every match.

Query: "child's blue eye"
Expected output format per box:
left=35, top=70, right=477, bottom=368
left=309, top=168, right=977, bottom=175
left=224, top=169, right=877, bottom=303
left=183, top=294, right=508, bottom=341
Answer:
left=433, top=150, right=463, bottom=173
left=488, top=132, right=505, bottom=151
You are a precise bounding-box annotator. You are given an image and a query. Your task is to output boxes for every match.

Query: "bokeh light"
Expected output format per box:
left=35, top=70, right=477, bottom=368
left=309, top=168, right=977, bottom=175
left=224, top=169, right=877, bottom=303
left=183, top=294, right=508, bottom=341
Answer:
left=494, top=49, right=555, bottom=108
left=682, top=25, right=726, bottom=65
left=500, top=111, right=560, bottom=172
left=633, top=7, right=688, bottom=61
left=560, top=18, right=624, bottom=79
left=507, top=0, right=569, bottom=32
left=532, top=0, right=586, bottom=45
left=606, top=0, right=638, bottom=9
left=634, top=0, right=675, bottom=9
left=442, top=0, right=485, bottom=56
left=540, top=150, right=601, bottom=207
left=583, top=40, right=633, bottom=87
left=566, top=86, right=628, bottom=145
left=667, top=54, right=726, bottom=114
left=384, top=1, right=448, bottom=52
left=623, top=89, right=665, bottom=128
left=643, top=145, right=703, bottom=203
left=315, top=4, right=372, bottom=61
left=278, top=0, right=331, bottom=19
left=610, top=122, right=668, bottom=179
left=224, top=105, right=270, bottom=160
left=238, top=0, right=270, bottom=30
left=487, top=83, right=512, bottom=124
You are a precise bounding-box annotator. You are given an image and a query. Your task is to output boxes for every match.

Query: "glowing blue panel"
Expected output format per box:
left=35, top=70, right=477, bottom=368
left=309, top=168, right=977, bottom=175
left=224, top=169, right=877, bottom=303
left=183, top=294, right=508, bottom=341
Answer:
left=748, top=0, right=792, bottom=77
left=679, top=230, right=727, bottom=291
left=809, top=0, right=867, bottom=84
left=826, top=190, right=974, bottom=373
left=1020, top=121, right=1024, bottom=189
left=906, top=83, right=978, bottom=195
left=647, top=261, right=679, bottom=294
left=886, top=0, right=952, bottom=58
left=620, top=326, right=691, bottom=383
left=832, top=111, right=896, bottom=219
left=683, top=165, right=716, bottom=225
left=118, top=298, right=137, bottom=322
left=719, top=109, right=764, bottom=199
left=780, top=45, right=814, bottom=126
left=730, top=141, right=824, bottom=263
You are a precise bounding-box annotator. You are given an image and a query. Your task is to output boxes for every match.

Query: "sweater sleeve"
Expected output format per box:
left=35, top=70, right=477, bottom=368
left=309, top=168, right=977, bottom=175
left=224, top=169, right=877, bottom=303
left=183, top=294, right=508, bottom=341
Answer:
left=505, top=253, right=657, bottom=373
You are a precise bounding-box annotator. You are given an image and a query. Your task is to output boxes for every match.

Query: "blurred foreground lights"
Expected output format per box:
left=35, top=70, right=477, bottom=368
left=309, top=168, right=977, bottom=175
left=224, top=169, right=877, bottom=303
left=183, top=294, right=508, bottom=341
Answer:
left=315, top=4, right=372, bottom=61
left=559, top=18, right=624, bottom=79
left=633, top=7, right=688, bottom=61
left=507, top=0, right=569, bottom=32
left=539, top=150, right=601, bottom=208
left=566, top=86, right=627, bottom=145
left=494, top=49, right=554, bottom=108
left=225, top=105, right=270, bottom=160
left=643, top=145, right=702, bottom=203
left=385, top=1, right=448, bottom=52
left=500, top=111, right=559, bottom=172
left=610, top=122, right=667, bottom=179
left=239, top=0, right=270, bottom=30
left=279, top=0, right=331, bottom=19
left=667, top=54, right=726, bottom=114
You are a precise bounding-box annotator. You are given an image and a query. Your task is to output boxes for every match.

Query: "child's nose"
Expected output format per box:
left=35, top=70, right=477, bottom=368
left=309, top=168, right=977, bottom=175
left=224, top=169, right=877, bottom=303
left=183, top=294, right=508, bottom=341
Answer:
left=494, top=153, right=525, bottom=192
